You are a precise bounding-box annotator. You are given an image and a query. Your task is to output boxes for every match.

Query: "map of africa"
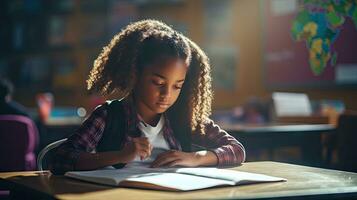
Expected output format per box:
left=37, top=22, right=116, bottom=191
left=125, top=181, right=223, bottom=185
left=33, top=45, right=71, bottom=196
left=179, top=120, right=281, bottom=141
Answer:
left=291, top=0, right=357, bottom=75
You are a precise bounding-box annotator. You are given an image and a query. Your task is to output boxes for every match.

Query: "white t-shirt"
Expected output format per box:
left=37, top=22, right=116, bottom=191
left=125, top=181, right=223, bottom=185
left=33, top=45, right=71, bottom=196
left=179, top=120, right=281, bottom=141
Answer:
left=125, top=114, right=170, bottom=167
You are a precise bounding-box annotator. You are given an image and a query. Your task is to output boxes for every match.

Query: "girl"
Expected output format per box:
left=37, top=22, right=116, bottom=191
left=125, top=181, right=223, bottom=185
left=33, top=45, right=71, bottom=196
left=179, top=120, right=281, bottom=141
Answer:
left=50, top=19, right=245, bottom=175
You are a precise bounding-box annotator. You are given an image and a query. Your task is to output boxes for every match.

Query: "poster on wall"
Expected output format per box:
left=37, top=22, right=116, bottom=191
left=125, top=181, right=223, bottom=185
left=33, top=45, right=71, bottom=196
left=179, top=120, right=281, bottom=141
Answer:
left=263, top=0, right=357, bottom=88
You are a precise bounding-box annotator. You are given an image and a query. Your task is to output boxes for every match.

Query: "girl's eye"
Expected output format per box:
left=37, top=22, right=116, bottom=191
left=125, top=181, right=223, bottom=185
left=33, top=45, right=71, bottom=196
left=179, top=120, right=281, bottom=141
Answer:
left=174, top=85, right=182, bottom=90
left=152, top=81, right=164, bottom=86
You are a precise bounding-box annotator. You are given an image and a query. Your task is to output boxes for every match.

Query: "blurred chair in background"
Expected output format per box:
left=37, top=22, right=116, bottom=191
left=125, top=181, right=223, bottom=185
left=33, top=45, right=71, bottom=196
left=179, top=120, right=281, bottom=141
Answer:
left=317, top=100, right=345, bottom=126
left=37, top=138, right=67, bottom=171
left=240, top=97, right=270, bottom=124
left=325, top=111, right=357, bottom=172
left=212, top=97, right=270, bottom=125
left=0, top=77, right=29, bottom=117
left=0, top=115, right=39, bottom=172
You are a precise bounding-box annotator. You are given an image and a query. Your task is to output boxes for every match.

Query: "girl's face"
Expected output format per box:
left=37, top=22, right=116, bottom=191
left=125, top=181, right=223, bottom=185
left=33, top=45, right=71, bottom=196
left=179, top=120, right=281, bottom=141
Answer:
left=134, top=58, right=188, bottom=117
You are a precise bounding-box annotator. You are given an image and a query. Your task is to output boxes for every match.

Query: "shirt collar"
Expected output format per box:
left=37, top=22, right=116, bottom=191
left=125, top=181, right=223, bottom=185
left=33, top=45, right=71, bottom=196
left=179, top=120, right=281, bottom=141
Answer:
left=121, top=96, right=182, bottom=150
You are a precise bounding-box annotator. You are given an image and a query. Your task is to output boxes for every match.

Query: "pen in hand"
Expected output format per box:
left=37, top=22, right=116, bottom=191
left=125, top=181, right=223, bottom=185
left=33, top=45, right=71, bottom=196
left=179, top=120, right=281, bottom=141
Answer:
left=131, top=137, right=153, bottom=160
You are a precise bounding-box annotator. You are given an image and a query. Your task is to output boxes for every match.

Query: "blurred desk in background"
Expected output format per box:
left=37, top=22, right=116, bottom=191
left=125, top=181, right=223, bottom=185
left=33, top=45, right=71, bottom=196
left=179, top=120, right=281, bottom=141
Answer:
left=40, top=116, right=83, bottom=150
left=33, top=107, right=85, bottom=152
left=45, top=116, right=83, bottom=127
left=221, top=123, right=335, bottom=134
left=38, top=118, right=82, bottom=153
left=221, top=123, right=336, bottom=167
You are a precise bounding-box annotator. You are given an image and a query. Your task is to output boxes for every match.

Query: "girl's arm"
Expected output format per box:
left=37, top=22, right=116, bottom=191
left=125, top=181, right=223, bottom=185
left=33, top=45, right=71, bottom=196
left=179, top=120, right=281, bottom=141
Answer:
left=150, top=149, right=218, bottom=168
left=55, top=148, right=128, bottom=172
left=193, top=119, right=246, bottom=166
left=191, top=149, right=219, bottom=166
left=50, top=105, right=151, bottom=174
left=73, top=150, right=131, bottom=170
left=151, top=119, right=245, bottom=168
left=50, top=105, right=109, bottom=174
left=74, top=137, right=152, bottom=171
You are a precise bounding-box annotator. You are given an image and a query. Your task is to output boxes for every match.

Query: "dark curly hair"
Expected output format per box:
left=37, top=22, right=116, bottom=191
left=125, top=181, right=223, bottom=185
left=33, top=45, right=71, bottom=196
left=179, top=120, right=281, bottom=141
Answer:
left=87, top=19, right=213, bottom=136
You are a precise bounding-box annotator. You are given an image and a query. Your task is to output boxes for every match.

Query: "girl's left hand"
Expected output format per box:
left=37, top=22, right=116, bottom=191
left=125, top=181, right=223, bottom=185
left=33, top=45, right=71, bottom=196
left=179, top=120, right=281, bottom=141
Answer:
left=150, top=150, right=198, bottom=168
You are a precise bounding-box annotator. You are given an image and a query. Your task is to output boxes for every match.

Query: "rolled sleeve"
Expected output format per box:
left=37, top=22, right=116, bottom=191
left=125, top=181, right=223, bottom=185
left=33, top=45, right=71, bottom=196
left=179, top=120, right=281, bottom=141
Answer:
left=50, top=105, right=107, bottom=175
left=193, top=119, right=246, bottom=167
left=50, top=143, right=82, bottom=174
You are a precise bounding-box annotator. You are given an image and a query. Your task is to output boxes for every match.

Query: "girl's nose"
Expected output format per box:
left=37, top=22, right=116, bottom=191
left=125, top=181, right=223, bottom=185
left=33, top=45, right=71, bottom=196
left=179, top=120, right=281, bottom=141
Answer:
left=160, top=85, right=171, bottom=99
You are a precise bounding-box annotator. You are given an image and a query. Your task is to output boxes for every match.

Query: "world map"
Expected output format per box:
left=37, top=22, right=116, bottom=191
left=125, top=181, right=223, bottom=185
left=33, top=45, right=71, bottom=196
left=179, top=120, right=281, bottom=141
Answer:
left=291, top=0, right=357, bottom=75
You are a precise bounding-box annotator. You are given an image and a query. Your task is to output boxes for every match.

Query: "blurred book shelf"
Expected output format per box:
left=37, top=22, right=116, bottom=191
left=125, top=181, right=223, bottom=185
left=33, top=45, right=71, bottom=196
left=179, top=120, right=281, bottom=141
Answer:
left=0, top=0, right=188, bottom=108
left=0, top=0, right=94, bottom=100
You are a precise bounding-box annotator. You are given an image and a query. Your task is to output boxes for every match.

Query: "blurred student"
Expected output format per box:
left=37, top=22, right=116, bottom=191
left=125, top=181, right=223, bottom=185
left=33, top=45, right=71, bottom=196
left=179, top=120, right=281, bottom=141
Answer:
left=0, top=77, right=29, bottom=117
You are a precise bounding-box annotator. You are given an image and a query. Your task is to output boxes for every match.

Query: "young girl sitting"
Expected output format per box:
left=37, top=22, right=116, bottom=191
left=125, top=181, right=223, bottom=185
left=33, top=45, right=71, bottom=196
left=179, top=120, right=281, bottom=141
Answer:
left=50, top=19, right=245, bottom=175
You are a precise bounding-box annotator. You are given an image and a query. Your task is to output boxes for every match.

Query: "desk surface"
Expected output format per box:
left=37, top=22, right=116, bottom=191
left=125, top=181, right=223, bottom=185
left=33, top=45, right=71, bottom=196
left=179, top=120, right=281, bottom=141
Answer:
left=1, top=161, right=357, bottom=200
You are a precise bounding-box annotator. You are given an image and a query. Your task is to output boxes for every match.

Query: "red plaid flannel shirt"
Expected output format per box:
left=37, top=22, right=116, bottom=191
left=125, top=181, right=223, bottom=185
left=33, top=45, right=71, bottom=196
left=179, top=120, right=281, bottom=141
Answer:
left=51, top=99, right=245, bottom=174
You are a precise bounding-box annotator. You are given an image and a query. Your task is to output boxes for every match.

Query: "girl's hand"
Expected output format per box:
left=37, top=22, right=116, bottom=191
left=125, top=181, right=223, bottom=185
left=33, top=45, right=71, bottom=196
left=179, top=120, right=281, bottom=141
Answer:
left=121, top=137, right=153, bottom=162
left=150, top=150, right=198, bottom=168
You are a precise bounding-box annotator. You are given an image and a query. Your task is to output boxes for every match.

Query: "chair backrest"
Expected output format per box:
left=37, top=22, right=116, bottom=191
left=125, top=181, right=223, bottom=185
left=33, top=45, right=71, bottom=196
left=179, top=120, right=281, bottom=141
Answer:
left=336, top=113, right=357, bottom=172
left=37, top=138, right=67, bottom=171
left=0, top=115, right=39, bottom=172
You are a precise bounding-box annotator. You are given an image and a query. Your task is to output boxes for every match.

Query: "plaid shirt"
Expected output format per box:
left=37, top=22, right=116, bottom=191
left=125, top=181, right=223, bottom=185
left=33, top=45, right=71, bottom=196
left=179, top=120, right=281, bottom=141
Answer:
left=51, top=99, right=245, bottom=174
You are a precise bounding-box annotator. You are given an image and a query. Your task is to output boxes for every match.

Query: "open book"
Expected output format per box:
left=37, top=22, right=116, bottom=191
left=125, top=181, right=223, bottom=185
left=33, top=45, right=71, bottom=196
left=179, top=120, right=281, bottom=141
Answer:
left=65, top=164, right=286, bottom=191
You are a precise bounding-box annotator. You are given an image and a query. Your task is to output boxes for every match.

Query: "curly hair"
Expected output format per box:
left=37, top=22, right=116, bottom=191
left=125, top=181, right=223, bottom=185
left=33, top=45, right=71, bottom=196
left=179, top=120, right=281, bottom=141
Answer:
left=87, top=19, right=213, bottom=135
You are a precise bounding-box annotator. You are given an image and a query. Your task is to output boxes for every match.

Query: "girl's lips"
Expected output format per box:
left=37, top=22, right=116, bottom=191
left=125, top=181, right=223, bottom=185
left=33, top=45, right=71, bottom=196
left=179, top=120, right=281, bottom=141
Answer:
left=156, top=102, right=170, bottom=107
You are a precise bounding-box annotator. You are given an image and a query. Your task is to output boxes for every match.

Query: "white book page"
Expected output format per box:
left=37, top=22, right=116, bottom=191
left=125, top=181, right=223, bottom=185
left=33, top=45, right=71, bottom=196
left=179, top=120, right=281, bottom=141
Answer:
left=65, top=163, right=286, bottom=189
left=124, top=173, right=235, bottom=191
left=65, top=164, right=176, bottom=186
left=65, top=166, right=234, bottom=190
left=176, top=168, right=287, bottom=184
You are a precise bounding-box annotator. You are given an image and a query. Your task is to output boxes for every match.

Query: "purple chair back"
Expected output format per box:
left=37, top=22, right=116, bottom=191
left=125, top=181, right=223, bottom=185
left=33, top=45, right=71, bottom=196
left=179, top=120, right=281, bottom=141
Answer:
left=0, top=115, right=39, bottom=172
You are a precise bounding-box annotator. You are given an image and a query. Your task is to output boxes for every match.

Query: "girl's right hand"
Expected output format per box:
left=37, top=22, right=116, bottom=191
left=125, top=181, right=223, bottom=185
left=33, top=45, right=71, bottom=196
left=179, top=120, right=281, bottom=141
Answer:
left=121, top=137, right=153, bottom=162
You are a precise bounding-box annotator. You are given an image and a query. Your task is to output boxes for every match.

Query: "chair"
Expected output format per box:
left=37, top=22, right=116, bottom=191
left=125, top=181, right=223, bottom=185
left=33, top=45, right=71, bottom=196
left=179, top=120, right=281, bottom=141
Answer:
left=335, top=112, right=357, bottom=172
left=37, top=138, right=67, bottom=171
left=325, top=112, right=357, bottom=172
left=0, top=115, right=39, bottom=172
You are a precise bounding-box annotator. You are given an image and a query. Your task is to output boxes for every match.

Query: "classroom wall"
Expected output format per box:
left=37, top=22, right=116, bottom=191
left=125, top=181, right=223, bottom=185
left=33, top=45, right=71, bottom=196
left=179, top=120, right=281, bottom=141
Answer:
left=10, top=0, right=357, bottom=111
left=212, top=0, right=357, bottom=111
left=213, top=0, right=269, bottom=109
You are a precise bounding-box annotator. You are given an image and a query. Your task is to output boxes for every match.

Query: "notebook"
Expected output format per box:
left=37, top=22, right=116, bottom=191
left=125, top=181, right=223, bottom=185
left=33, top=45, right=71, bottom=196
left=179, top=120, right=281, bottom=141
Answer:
left=65, top=163, right=287, bottom=191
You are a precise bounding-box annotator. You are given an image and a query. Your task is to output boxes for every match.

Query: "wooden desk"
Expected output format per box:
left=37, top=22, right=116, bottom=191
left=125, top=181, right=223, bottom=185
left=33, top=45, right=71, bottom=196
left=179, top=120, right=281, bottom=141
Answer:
left=221, top=124, right=335, bottom=167
left=1, top=161, right=357, bottom=200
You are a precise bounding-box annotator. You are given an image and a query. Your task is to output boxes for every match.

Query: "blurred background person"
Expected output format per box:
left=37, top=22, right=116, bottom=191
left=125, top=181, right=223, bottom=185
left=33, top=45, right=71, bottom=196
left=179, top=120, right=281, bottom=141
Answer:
left=0, top=77, right=29, bottom=117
